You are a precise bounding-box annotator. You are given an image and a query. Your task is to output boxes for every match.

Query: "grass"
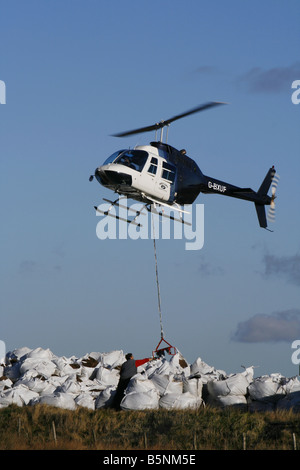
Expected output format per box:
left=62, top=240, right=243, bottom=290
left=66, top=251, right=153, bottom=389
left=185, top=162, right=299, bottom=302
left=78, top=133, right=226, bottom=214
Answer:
left=0, top=405, right=299, bottom=450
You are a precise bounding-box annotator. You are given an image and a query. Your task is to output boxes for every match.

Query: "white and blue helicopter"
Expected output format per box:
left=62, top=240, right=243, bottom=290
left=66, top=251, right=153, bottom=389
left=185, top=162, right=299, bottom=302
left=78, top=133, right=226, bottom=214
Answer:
left=90, top=102, right=279, bottom=229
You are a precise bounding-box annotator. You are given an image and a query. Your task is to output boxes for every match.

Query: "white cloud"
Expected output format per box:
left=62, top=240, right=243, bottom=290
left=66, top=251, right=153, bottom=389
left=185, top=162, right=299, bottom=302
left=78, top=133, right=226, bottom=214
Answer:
left=232, top=309, right=300, bottom=343
left=263, top=253, right=300, bottom=286
left=238, top=62, right=300, bottom=93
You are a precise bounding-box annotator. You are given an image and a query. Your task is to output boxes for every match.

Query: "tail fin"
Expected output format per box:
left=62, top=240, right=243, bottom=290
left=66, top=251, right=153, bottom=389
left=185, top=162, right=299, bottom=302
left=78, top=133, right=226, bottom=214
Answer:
left=255, top=203, right=267, bottom=228
left=257, top=166, right=276, bottom=198
left=255, top=166, right=277, bottom=229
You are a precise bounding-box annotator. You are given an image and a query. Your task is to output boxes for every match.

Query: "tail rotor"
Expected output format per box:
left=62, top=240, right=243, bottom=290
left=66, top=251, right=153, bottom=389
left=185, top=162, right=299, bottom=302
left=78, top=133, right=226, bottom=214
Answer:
left=267, top=173, right=280, bottom=223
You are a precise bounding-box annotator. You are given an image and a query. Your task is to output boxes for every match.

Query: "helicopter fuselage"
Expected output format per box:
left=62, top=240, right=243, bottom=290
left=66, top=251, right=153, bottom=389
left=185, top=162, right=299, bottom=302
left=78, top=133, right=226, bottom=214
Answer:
left=91, top=102, right=278, bottom=229
left=95, top=141, right=207, bottom=207
left=94, top=140, right=272, bottom=208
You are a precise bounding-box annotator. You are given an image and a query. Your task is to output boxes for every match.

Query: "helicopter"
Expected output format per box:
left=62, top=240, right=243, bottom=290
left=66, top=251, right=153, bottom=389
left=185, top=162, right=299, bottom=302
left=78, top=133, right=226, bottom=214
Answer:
left=89, top=102, right=279, bottom=230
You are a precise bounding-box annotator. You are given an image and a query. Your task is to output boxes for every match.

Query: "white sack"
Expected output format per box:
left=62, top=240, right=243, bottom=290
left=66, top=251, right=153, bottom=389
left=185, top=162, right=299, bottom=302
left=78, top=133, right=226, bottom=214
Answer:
left=86, top=352, right=102, bottom=362
left=120, top=389, right=159, bottom=410
left=5, top=347, right=32, bottom=364
left=76, top=365, right=95, bottom=381
left=207, top=372, right=250, bottom=398
left=75, top=393, right=95, bottom=410
left=99, top=350, right=125, bottom=369
left=284, top=377, right=300, bottom=394
left=15, top=373, right=50, bottom=394
left=0, top=377, right=13, bottom=390
left=12, top=384, right=39, bottom=405
left=47, top=375, right=69, bottom=388
left=55, top=378, right=81, bottom=395
left=23, top=347, right=54, bottom=361
left=19, top=358, right=56, bottom=379
left=190, top=357, right=215, bottom=376
left=148, top=358, right=172, bottom=377
left=0, top=385, right=38, bottom=407
left=52, top=356, right=80, bottom=377
left=95, top=386, right=116, bottom=409
left=0, top=389, right=24, bottom=407
left=151, top=374, right=183, bottom=396
left=243, top=366, right=254, bottom=383
left=143, top=359, right=163, bottom=378
left=94, top=366, right=119, bottom=387
left=159, top=392, right=202, bottom=410
left=79, top=379, right=106, bottom=395
left=208, top=394, right=247, bottom=408
left=126, top=374, right=157, bottom=394
left=39, top=383, right=57, bottom=396
left=169, top=354, right=190, bottom=375
left=183, top=377, right=203, bottom=398
left=37, top=392, right=76, bottom=410
left=248, top=375, right=285, bottom=402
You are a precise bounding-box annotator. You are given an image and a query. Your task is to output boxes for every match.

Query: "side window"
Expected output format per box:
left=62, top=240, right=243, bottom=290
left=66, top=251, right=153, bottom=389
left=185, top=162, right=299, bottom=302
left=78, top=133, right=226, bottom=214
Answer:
left=161, top=161, right=176, bottom=183
left=147, top=157, right=158, bottom=175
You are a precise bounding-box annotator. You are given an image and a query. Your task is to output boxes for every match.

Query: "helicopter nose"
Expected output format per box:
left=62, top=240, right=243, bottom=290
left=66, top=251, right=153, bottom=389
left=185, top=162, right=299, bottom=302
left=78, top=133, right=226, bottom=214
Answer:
left=95, top=167, right=132, bottom=186
left=94, top=166, right=109, bottom=185
left=103, top=170, right=132, bottom=185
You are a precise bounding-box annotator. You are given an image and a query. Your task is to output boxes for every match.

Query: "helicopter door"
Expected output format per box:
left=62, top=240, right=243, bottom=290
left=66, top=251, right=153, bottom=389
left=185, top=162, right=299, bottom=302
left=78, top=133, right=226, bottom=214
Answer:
left=139, top=156, right=169, bottom=201
left=138, top=156, right=176, bottom=202
left=157, top=161, right=176, bottom=202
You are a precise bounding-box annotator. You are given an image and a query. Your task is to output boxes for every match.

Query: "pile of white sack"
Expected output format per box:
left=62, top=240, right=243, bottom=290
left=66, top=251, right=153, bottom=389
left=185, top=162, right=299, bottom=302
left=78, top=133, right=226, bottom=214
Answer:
left=0, top=346, right=300, bottom=412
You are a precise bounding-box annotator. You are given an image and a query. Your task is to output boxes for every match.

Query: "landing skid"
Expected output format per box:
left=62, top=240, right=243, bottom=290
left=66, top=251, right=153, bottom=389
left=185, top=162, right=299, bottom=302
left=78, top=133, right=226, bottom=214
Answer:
left=150, top=205, right=192, bottom=226
left=103, top=197, right=146, bottom=218
left=94, top=197, right=192, bottom=227
left=94, top=203, right=142, bottom=227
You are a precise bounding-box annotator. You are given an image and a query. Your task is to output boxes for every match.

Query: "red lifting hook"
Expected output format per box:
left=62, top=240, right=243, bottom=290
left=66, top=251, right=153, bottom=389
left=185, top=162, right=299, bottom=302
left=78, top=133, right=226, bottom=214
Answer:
left=152, top=337, right=177, bottom=358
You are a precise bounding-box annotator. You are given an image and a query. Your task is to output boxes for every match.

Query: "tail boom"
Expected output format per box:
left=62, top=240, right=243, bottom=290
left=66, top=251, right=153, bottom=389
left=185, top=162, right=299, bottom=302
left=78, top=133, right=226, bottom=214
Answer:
left=201, top=166, right=277, bottom=229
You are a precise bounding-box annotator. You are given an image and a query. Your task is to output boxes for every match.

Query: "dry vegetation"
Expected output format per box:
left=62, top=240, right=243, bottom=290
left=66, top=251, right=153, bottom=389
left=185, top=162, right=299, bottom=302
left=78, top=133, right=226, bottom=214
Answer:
left=0, top=404, right=299, bottom=450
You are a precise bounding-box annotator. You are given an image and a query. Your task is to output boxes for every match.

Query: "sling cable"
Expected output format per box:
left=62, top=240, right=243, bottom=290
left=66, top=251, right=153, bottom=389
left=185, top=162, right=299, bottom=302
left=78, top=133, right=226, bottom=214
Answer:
left=151, top=212, right=177, bottom=358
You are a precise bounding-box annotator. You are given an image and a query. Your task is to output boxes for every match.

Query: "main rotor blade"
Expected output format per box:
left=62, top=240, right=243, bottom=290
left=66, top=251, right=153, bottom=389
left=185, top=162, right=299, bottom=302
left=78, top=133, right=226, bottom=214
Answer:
left=112, top=101, right=227, bottom=138
left=163, top=101, right=227, bottom=126
left=112, top=122, right=162, bottom=138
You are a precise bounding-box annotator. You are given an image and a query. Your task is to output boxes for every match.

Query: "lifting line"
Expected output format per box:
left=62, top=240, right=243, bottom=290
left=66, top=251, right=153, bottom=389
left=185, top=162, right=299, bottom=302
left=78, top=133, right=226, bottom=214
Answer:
left=151, top=211, right=177, bottom=357
left=151, top=212, right=164, bottom=340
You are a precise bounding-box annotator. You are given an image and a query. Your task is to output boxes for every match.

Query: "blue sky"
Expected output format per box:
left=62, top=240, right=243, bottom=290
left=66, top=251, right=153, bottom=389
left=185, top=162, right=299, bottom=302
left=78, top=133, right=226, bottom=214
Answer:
left=1, top=0, right=300, bottom=377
